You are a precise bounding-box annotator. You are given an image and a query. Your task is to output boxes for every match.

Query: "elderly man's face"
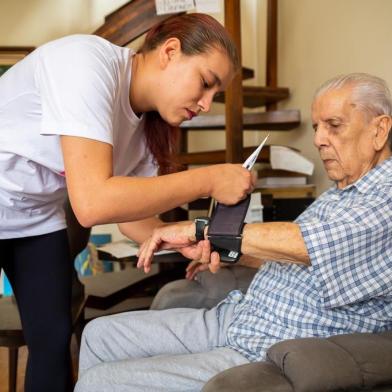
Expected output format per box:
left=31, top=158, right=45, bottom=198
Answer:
left=312, top=86, right=382, bottom=189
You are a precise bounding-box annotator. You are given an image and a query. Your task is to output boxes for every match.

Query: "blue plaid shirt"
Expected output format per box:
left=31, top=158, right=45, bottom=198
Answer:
left=224, top=157, right=392, bottom=362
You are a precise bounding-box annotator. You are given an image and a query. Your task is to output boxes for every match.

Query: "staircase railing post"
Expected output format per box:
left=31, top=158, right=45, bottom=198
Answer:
left=266, top=0, right=278, bottom=111
left=224, top=0, right=244, bottom=163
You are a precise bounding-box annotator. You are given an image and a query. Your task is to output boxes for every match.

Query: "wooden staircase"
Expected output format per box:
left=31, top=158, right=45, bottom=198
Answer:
left=94, top=0, right=178, bottom=46
left=181, top=109, right=300, bottom=130
left=94, top=0, right=301, bottom=165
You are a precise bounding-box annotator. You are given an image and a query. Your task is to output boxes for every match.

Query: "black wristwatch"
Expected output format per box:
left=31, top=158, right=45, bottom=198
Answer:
left=194, top=217, right=210, bottom=242
left=207, top=195, right=250, bottom=263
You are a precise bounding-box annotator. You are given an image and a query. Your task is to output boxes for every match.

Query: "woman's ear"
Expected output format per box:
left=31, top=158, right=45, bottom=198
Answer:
left=158, top=37, right=182, bottom=69
left=373, top=115, right=392, bottom=151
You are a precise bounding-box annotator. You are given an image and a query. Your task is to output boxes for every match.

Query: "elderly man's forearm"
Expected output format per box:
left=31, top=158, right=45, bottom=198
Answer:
left=238, top=255, right=266, bottom=268
left=241, top=222, right=310, bottom=266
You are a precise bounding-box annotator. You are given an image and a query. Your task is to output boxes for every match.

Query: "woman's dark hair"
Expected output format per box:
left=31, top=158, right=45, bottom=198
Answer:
left=138, top=13, right=239, bottom=174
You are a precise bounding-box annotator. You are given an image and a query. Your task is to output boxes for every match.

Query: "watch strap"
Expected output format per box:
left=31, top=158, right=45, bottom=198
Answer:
left=194, top=217, right=210, bottom=242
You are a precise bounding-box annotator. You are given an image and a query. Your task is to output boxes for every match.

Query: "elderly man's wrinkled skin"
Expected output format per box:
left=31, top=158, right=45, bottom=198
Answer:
left=312, top=86, right=391, bottom=189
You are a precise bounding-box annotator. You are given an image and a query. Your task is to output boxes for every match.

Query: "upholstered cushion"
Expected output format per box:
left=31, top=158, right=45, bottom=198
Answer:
left=267, top=331, right=392, bottom=392
left=202, top=361, right=293, bottom=392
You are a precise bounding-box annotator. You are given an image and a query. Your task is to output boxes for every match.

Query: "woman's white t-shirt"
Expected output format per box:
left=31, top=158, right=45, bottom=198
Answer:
left=0, top=35, right=157, bottom=239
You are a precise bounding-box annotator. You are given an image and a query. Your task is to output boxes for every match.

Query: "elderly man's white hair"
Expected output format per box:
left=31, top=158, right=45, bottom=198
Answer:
left=314, top=73, right=392, bottom=117
left=314, top=72, right=392, bottom=147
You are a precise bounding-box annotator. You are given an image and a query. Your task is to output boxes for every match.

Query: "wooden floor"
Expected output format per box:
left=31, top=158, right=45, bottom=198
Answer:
left=0, top=336, right=79, bottom=392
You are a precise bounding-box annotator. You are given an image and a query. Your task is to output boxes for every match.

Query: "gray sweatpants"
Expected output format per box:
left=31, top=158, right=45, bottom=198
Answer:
left=75, top=303, right=249, bottom=392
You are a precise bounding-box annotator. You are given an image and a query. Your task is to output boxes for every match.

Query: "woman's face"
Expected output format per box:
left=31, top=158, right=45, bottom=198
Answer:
left=155, top=40, right=234, bottom=126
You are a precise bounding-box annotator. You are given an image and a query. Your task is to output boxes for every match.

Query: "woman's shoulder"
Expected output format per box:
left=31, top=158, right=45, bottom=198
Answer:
left=36, top=34, right=133, bottom=77
left=38, top=34, right=120, bottom=56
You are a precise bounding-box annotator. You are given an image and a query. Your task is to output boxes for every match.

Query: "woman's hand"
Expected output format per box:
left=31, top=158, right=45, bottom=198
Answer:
left=206, top=164, right=255, bottom=205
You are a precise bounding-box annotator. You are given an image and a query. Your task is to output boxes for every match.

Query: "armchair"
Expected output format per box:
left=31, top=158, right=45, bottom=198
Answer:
left=203, top=331, right=392, bottom=392
left=152, top=270, right=392, bottom=392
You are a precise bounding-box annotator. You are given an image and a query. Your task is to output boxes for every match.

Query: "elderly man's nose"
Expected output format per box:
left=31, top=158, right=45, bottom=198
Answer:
left=314, top=126, right=328, bottom=147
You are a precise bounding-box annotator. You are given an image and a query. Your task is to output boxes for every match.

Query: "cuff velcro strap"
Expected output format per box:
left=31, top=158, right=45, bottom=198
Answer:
left=208, top=235, right=242, bottom=263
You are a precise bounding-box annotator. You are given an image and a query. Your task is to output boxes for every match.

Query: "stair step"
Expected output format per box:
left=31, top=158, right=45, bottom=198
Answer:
left=214, top=86, right=289, bottom=108
left=178, top=146, right=271, bottom=165
left=180, top=109, right=300, bottom=131
left=241, top=67, right=255, bottom=81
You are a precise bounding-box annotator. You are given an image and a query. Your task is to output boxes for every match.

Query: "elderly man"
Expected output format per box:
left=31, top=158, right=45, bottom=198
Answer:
left=75, top=73, right=392, bottom=392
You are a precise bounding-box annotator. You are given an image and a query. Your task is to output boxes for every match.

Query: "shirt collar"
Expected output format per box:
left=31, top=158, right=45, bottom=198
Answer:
left=334, top=155, right=392, bottom=195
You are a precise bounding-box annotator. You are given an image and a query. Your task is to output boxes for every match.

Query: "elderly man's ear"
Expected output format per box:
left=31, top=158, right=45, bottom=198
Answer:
left=372, top=115, right=392, bottom=151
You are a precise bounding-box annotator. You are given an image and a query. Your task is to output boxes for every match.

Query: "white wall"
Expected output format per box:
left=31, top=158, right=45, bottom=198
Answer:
left=0, top=0, right=129, bottom=46
left=276, top=0, right=392, bottom=192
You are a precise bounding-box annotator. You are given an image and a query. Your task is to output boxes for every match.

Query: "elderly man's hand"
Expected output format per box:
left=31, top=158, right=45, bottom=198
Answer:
left=137, top=221, right=195, bottom=273
left=136, top=221, right=223, bottom=275
left=184, top=239, right=222, bottom=280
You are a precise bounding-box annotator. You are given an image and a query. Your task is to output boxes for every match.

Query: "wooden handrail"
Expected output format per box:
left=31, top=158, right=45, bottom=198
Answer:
left=94, top=0, right=181, bottom=46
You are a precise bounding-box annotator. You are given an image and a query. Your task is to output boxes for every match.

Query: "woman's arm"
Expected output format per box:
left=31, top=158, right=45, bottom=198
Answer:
left=118, top=217, right=164, bottom=244
left=61, top=136, right=253, bottom=227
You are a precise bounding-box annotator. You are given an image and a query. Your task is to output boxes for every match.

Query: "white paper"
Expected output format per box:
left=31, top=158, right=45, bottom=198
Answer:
left=98, top=240, right=176, bottom=259
left=270, top=146, right=314, bottom=176
left=245, top=192, right=263, bottom=223
left=257, top=176, right=307, bottom=187
left=195, top=0, right=221, bottom=13
left=155, top=0, right=195, bottom=15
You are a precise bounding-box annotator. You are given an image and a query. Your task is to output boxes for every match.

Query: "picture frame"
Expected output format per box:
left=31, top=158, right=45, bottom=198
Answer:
left=0, top=46, right=35, bottom=77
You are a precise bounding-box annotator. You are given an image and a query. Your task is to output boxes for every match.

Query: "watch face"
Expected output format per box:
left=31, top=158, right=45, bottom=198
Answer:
left=208, top=196, right=250, bottom=236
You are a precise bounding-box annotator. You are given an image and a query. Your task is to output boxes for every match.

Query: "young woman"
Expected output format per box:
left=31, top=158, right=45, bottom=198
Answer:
left=0, top=13, right=253, bottom=392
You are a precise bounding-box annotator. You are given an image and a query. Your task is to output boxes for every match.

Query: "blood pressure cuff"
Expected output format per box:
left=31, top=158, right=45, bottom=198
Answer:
left=207, top=195, right=250, bottom=263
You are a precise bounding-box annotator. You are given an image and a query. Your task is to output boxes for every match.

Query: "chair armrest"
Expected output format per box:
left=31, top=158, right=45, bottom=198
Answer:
left=202, top=361, right=293, bottom=392
left=267, top=331, right=392, bottom=392
left=202, top=331, right=392, bottom=392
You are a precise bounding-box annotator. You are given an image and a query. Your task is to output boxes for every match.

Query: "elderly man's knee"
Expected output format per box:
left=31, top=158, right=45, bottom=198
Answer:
left=151, top=279, right=206, bottom=310
left=81, top=316, right=109, bottom=347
